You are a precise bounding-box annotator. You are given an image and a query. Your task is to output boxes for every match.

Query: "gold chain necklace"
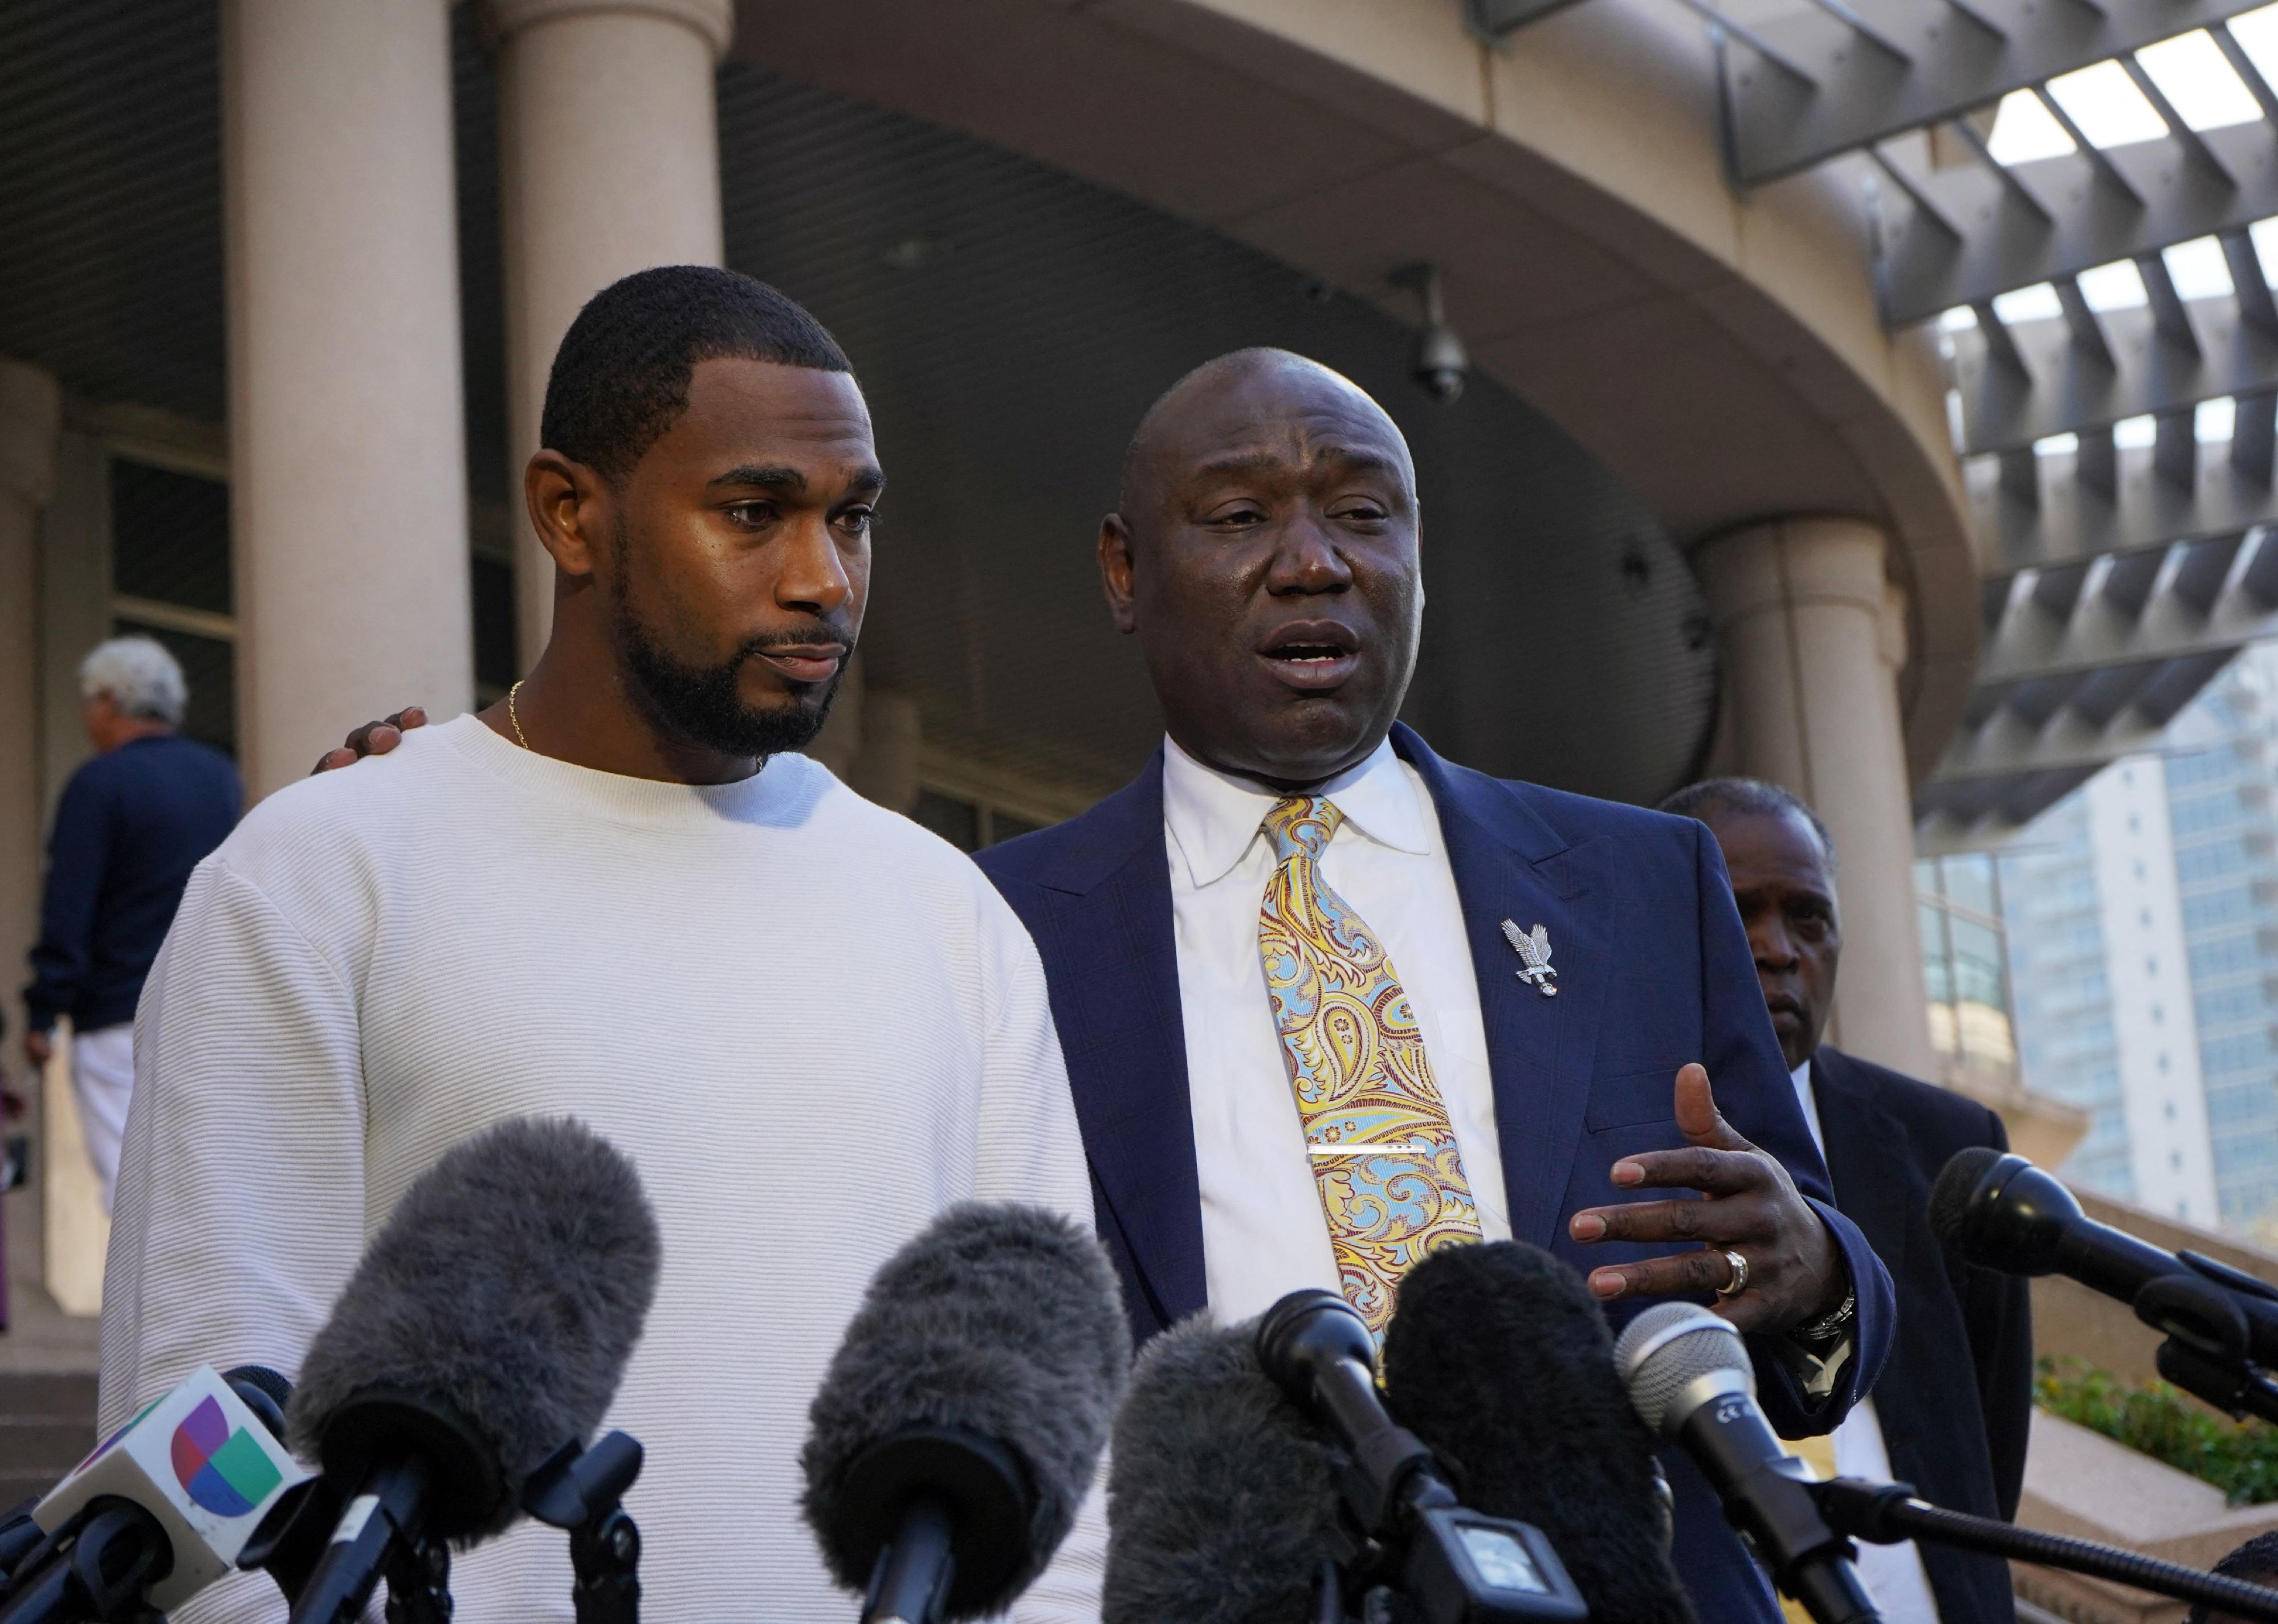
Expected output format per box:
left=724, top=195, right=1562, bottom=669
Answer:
left=506, top=680, right=530, bottom=750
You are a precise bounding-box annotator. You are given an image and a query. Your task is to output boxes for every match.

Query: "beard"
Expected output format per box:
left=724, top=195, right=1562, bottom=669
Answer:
left=609, top=587, right=848, bottom=762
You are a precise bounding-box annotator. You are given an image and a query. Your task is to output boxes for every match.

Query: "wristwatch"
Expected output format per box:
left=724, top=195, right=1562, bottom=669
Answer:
left=1792, top=1285, right=1856, bottom=1349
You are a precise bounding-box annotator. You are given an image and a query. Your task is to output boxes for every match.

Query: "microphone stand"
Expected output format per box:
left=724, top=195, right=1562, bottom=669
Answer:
left=523, top=1432, right=645, bottom=1624
left=380, top=1538, right=451, bottom=1624
left=2126, top=1260, right=2278, bottom=1425
left=1810, top=1478, right=2278, bottom=1623
left=0, top=1502, right=169, bottom=1624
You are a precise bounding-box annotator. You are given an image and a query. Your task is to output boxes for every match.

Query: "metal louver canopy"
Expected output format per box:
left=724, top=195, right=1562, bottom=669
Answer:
left=1719, top=0, right=2269, bottom=184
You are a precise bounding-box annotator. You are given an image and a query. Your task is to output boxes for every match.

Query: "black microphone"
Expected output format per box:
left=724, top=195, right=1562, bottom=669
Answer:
left=800, top=1202, right=1128, bottom=1624
left=1258, top=1289, right=1586, bottom=1623
left=1101, top=1314, right=1347, bottom=1624
left=283, top=1116, right=661, bottom=1624
left=1381, top=1241, right=1697, bottom=1624
left=1930, top=1148, right=2278, bottom=1414
left=1615, top=1303, right=1880, bottom=1624
left=1929, top=1147, right=2191, bottom=1301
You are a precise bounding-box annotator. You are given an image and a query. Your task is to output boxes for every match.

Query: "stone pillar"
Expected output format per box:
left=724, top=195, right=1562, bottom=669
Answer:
left=488, top=0, right=733, bottom=668
left=0, top=362, right=59, bottom=1083
left=222, top=0, right=474, bottom=799
left=1694, top=517, right=1939, bottom=1082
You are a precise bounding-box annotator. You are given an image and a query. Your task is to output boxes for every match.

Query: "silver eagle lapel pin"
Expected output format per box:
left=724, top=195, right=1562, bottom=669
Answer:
left=1501, top=919, right=1558, bottom=996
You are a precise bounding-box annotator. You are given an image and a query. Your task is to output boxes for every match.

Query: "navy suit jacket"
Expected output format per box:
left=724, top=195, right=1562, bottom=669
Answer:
left=979, top=724, right=1904, bottom=1622
left=1814, top=1046, right=2030, bottom=1624
left=976, top=724, right=1897, bottom=1623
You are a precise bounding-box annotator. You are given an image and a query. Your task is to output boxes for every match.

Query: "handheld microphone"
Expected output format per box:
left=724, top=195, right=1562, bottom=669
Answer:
left=800, top=1202, right=1128, bottom=1624
left=283, top=1116, right=661, bottom=1624
left=1615, top=1303, right=1880, bottom=1624
left=1380, top=1242, right=1697, bottom=1624
left=1930, top=1148, right=2278, bottom=1414
left=1101, top=1314, right=1346, bottom=1624
left=1929, top=1148, right=2200, bottom=1301
left=0, top=1365, right=307, bottom=1622
left=1259, top=1289, right=1586, bottom=1623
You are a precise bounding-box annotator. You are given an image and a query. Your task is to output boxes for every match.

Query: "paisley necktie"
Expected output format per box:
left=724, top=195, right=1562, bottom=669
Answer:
left=1259, top=795, right=1481, bottom=1336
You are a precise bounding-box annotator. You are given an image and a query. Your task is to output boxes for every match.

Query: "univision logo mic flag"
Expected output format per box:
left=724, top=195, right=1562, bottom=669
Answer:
left=39, top=1364, right=311, bottom=1609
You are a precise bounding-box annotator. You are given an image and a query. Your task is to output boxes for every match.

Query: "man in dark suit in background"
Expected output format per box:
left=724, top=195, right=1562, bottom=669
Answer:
left=1662, top=776, right=2031, bottom=1624
left=977, top=347, right=1895, bottom=1622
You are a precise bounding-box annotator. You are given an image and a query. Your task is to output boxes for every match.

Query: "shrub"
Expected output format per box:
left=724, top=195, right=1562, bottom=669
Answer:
left=2036, top=1358, right=2278, bottom=1507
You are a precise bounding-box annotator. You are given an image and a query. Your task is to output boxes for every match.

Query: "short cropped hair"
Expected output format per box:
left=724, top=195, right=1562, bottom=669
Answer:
left=1657, top=777, right=1836, bottom=870
left=2189, top=1528, right=2278, bottom=1622
left=540, top=265, right=853, bottom=485
left=79, top=636, right=186, bottom=725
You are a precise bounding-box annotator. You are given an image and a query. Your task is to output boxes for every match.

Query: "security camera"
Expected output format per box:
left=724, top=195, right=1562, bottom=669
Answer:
left=1391, top=262, right=1468, bottom=405
left=1411, top=322, right=1469, bottom=403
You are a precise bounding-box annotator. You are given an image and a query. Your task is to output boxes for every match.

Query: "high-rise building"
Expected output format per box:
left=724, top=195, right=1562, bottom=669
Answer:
left=2166, top=652, right=2278, bottom=1233
left=1992, top=645, right=2278, bottom=1233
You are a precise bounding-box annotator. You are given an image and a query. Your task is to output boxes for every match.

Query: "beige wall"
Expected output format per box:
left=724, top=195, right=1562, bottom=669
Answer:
left=490, top=0, right=733, bottom=667
left=737, top=0, right=1979, bottom=783
left=0, top=362, right=59, bottom=1070
left=1695, top=517, right=1939, bottom=1079
left=222, top=0, right=474, bottom=798
left=0, top=363, right=60, bottom=1297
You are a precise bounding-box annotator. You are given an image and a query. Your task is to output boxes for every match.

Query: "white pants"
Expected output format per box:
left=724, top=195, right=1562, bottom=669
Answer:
left=70, top=1023, right=134, bottom=1215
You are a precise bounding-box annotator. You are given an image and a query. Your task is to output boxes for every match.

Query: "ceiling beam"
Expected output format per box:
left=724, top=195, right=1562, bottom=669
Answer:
left=1726, top=0, right=2268, bottom=183
left=1880, top=118, right=2278, bottom=325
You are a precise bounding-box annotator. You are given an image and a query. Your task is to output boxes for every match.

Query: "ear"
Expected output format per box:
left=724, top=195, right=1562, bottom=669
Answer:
left=525, top=451, right=610, bottom=580
left=1098, top=513, right=1138, bottom=635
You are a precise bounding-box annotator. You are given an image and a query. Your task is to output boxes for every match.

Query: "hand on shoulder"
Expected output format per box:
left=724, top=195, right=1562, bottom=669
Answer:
left=310, top=707, right=427, bottom=776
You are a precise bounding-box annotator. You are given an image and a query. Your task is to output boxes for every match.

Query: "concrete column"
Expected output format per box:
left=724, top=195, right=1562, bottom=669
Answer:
left=222, top=0, right=474, bottom=799
left=0, top=362, right=60, bottom=1085
left=1694, top=516, right=1940, bottom=1082
left=488, top=0, right=733, bottom=668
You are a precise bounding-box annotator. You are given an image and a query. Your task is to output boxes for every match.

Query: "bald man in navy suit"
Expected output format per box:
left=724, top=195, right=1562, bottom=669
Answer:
left=977, top=349, right=1894, bottom=1623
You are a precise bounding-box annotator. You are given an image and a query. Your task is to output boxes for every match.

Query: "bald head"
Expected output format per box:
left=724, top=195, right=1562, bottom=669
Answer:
left=1097, top=346, right=1425, bottom=789
left=1117, top=348, right=1416, bottom=529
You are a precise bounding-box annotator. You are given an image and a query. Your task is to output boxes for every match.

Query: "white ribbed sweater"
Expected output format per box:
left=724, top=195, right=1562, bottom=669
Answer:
left=99, top=716, right=1103, bottom=1623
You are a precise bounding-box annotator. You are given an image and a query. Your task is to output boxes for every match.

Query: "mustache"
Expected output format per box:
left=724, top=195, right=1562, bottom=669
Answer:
left=731, top=626, right=855, bottom=663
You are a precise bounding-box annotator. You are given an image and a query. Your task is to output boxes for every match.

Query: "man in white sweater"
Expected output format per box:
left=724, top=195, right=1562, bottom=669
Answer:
left=101, top=267, right=1102, bottom=1622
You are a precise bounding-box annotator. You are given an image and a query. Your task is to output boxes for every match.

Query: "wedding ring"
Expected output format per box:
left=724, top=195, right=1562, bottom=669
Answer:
left=1715, top=1248, right=1750, bottom=1299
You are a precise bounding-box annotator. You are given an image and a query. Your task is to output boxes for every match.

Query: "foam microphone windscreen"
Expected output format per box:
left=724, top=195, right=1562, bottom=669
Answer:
left=1382, top=1241, right=1698, bottom=1624
left=1102, top=1315, right=1343, bottom=1624
left=286, top=1116, right=661, bottom=1540
left=800, top=1202, right=1129, bottom=1618
left=1927, top=1145, right=2004, bottom=1250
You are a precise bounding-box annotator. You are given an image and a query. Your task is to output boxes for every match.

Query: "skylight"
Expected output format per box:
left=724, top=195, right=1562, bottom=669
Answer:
left=2077, top=260, right=2149, bottom=311
left=2136, top=31, right=2263, bottom=131
left=2163, top=236, right=2234, bottom=301
left=1992, top=283, right=2064, bottom=324
left=1986, top=89, right=2076, bottom=164
left=2226, top=3, right=2278, bottom=94
left=2045, top=61, right=2170, bottom=148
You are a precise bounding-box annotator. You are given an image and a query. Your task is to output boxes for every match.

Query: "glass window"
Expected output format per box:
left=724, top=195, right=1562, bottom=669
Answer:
left=1945, top=855, right=1997, bottom=916
left=111, top=459, right=231, bottom=614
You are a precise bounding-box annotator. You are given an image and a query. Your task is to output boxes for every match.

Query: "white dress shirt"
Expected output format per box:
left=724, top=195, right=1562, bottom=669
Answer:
left=1163, top=734, right=1511, bottom=1323
left=1789, top=1059, right=1942, bottom=1623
